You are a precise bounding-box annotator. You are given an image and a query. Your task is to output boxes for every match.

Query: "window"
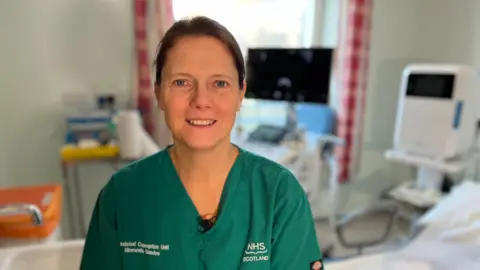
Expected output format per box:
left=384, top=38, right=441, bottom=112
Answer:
left=173, top=0, right=316, bottom=54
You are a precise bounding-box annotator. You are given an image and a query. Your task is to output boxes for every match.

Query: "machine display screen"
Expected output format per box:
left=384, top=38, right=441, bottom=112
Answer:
left=246, top=48, right=333, bottom=104
left=406, top=74, right=455, bottom=99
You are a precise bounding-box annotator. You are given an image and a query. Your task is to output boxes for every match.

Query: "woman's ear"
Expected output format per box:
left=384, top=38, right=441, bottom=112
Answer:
left=237, top=81, right=246, bottom=111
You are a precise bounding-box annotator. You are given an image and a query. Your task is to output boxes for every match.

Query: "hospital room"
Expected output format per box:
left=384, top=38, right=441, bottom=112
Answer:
left=1, top=0, right=480, bottom=269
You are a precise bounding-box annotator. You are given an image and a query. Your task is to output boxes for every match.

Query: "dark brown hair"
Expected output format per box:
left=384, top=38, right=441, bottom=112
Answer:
left=154, top=16, right=245, bottom=89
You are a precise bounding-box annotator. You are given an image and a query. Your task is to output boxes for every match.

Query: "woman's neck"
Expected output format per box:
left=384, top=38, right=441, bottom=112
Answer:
left=169, top=140, right=238, bottom=183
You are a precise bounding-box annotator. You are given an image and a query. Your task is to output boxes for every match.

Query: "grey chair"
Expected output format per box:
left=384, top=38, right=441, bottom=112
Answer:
left=312, top=130, right=400, bottom=257
left=334, top=201, right=400, bottom=255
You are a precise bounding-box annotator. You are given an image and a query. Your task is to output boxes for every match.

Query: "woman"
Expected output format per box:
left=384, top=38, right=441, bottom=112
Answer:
left=80, top=16, right=323, bottom=270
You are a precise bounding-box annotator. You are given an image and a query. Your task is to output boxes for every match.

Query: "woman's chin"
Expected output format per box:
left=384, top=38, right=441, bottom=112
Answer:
left=183, top=137, right=228, bottom=151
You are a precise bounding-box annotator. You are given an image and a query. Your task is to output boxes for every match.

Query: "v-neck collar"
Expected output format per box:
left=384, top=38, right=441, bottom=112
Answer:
left=163, top=144, right=245, bottom=235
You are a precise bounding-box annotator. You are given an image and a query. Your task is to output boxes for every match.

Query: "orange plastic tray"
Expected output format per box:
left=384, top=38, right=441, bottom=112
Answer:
left=0, top=184, right=62, bottom=239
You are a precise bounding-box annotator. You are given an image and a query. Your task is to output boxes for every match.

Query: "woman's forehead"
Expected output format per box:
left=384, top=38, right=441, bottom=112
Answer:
left=164, top=36, right=238, bottom=77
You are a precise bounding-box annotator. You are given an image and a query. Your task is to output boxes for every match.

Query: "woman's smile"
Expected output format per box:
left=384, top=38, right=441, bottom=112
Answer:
left=186, top=119, right=217, bottom=128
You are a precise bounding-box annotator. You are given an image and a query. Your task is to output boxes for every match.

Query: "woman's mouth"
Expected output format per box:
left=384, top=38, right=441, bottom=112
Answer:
left=186, top=119, right=217, bottom=127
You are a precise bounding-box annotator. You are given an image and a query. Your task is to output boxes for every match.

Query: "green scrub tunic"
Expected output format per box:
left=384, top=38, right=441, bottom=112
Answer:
left=80, top=146, right=323, bottom=270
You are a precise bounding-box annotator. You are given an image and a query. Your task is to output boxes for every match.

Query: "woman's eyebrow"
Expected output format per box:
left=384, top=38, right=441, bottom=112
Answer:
left=211, top=74, right=234, bottom=80
left=167, top=72, right=234, bottom=81
left=169, top=72, right=194, bottom=78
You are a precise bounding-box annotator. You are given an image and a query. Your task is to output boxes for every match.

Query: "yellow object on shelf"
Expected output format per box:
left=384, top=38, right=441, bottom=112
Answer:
left=61, top=144, right=119, bottom=161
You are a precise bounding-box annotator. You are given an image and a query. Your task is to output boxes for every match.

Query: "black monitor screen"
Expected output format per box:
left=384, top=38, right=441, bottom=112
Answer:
left=406, top=74, right=455, bottom=99
left=245, top=48, right=333, bottom=104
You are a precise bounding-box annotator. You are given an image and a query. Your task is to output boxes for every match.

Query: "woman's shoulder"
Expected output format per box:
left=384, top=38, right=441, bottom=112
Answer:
left=240, top=148, right=303, bottom=195
left=240, top=148, right=290, bottom=174
left=105, top=149, right=169, bottom=191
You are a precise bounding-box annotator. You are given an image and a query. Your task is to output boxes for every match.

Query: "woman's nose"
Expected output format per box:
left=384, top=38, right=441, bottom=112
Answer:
left=190, top=86, right=212, bottom=109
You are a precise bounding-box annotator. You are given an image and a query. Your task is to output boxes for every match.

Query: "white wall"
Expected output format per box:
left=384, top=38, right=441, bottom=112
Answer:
left=0, top=0, right=134, bottom=237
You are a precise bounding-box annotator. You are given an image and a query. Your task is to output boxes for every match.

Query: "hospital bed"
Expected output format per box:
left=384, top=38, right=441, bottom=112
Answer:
left=325, top=181, right=480, bottom=269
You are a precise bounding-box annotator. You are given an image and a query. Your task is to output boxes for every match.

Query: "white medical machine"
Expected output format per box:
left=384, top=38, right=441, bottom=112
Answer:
left=325, top=64, right=480, bottom=268
left=386, top=64, right=479, bottom=206
left=393, top=64, right=478, bottom=159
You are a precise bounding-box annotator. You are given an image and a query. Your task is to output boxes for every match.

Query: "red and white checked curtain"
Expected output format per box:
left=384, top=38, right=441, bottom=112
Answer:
left=133, top=0, right=174, bottom=138
left=335, top=0, right=373, bottom=183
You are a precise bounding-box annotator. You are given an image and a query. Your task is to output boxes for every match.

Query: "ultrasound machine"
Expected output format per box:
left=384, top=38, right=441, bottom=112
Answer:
left=231, top=47, right=343, bottom=205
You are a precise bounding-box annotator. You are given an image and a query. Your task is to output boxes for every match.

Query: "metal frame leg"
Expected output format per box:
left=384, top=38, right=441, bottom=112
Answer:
left=61, top=162, right=77, bottom=239
left=72, top=164, right=87, bottom=237
left=62, top=158, right=124, bottom=239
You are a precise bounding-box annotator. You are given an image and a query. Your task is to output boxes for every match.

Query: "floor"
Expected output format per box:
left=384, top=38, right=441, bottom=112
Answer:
left=314, top=212, right=411, bottom=259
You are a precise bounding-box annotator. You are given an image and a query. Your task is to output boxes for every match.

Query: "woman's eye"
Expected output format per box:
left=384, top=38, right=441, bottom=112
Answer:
left=173, top=79, right=187, bottom=87
left=214, top=80, right=228, bottom=88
